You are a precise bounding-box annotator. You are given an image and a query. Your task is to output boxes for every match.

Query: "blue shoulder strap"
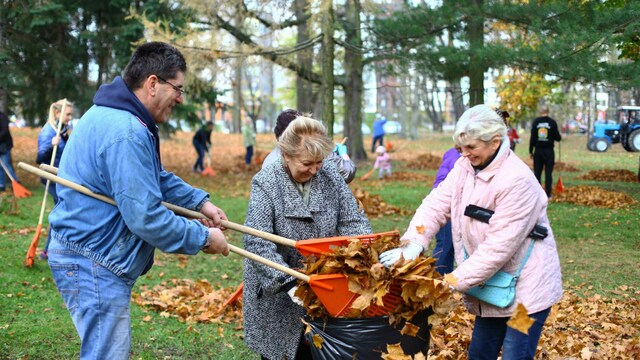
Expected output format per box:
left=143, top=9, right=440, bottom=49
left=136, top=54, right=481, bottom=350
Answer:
left=463, top=240, right=535, bottom=278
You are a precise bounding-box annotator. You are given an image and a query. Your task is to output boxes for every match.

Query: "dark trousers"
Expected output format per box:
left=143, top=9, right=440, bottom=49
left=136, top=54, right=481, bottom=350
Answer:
left=245, top=145, right=254, bottom=165
left=533, top=148, right=555, bottom=197
left=371, top=135, right=384, bottom=152
left=468, top=307, right=551, bottom=359
left=432, top=221, right=454, bottom=274
left=193, top=141, right=207, bottom=172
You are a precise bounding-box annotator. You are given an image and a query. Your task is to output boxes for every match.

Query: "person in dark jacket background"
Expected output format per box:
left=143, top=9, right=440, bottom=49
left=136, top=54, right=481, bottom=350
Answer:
left=529, top=105, right=562, bottom=198
left=192, top=121, right=213, bottom=173
left=0, top=111, right=19, bottom=192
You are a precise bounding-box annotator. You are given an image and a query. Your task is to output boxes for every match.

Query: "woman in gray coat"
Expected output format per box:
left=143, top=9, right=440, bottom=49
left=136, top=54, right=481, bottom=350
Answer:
left=243, top=116, right=372, bottom=360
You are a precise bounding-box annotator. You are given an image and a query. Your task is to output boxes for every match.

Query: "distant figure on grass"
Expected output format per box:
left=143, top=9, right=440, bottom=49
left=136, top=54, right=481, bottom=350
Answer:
left=0, top=110, right=20, bottom=193
left=262, top=108, right=357, bottom=183
left=36, top=99, right=75, bottom=259
left=242, top=117, right=256, bottom=170
left=431, top=145, right=461, bottom=274
left=529, top=105, right=562, bottom=198
left=192, top=120, right=213, bottom=173
left=371, top=114, right=387, bottom=153
left=47, top=42, right=229, bottom=359
left=496, top=109, right=520, bottom=151
left=373, top=145, right=392, bottom=179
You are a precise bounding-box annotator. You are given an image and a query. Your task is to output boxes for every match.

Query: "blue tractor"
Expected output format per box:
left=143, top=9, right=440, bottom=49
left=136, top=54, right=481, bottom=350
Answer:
left=587, top=106, right=640, bottom=152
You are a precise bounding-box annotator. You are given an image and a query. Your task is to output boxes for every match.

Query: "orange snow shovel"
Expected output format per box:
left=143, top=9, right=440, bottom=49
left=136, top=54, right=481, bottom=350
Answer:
left=221, top=230, right=399, bottom=307
left=24, top=99, right=67, bottom=267
left=201, top=152, right=216, bottom=177
left=227, top=244, right=357, bottom=317
left=20, top=162, right=360, bottom=316
left=0, top=157, right=31, bottom=198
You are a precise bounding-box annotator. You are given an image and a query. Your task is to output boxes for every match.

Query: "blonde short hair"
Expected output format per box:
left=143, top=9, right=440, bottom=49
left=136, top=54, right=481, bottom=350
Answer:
left=453, top=104, right=507, bottom=147
left=278, top=116, right=333, bottom=161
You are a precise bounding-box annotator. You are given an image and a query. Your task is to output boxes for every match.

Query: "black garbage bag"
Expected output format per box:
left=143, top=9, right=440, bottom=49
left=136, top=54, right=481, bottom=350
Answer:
left=303, top=309, right=432, bottom=359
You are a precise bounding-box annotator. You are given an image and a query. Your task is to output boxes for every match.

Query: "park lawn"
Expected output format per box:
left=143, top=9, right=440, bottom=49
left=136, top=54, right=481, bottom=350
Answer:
left=1, top=130, right=639, bottom=359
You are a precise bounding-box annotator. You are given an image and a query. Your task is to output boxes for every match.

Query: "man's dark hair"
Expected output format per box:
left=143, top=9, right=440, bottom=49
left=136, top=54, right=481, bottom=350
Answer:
left=274, top=109, right=302, bottom=139
left=123, top=42, right=187, bottom=90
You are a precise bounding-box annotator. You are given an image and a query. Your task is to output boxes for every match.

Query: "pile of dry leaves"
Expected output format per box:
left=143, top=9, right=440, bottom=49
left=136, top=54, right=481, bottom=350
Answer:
left=579, top=169, right=638, bottom=183
left=405, top=153, right=443, bottom=171
left=132, top=278, right=241, bottom=325
left=552, top=186, right=637, bottom=209
left=295, top=234, right=450, bottom=322
left=133, top=279, right=639, bottom=358
left=352, top=188, right=410, bottom=217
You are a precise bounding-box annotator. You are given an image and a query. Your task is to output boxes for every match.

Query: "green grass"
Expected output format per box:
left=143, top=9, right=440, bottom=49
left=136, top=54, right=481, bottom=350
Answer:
left=1, top=132, right=639, bottom=359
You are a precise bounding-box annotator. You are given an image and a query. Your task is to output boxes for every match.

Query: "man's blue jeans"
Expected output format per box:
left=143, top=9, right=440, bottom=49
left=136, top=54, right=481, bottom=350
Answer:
left=0, top=151, right=19, bottom=189
left=468, top=307, right=551, bottom=359
left=48, top=238, right=132, bottom=360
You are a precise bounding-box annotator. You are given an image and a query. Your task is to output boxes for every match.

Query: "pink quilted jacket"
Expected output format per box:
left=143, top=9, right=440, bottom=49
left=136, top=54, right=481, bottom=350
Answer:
left=402, top=140, right=562, bottom=317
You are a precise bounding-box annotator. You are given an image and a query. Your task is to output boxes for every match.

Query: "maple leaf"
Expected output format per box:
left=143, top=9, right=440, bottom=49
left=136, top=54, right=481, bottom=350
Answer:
left=416, top=225, right=426, bottom=234
left=400, top=322, right=420, bottom=337
left=507, top=303, right=535, bottom=335
left=351, top=289, right=375, bottom=310
left=312, top=334, right=324, bottom=349
left=443, top=273, right=458, bottom=287
left=381, top=343, right=411, bottom=360
left=580, top=346, right=593, bottom=359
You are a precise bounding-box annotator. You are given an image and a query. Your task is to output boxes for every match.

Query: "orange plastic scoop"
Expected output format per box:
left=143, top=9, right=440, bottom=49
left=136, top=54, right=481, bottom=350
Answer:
left=228, top=244, right=357, bottom=317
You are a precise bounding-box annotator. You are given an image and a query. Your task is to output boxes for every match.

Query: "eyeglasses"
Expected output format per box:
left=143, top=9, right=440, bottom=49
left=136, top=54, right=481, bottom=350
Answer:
left=156, top=75, right=186, bottom=97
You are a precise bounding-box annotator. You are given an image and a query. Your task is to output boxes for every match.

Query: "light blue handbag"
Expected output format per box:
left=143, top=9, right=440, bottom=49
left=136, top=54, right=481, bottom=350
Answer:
left=463, top=241, right=535, bottom=308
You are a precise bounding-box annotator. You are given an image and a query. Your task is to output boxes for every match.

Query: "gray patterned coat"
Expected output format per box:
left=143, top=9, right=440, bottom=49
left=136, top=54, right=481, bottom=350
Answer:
left=243, top=158, right=371, bottom=360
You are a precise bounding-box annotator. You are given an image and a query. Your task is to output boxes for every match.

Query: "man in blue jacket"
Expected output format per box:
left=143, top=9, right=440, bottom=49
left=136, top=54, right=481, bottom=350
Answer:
left=47, top=42, right=229, bottom=359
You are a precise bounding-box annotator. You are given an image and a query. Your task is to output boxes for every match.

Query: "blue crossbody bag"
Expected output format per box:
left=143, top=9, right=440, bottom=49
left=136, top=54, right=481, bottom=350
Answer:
left=463, top=241, right=535, bottom=308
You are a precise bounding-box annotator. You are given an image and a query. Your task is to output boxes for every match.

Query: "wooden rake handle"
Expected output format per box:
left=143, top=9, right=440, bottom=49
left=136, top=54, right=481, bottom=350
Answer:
left=20, top=162, right=310, bottom=282
left=31, top=163, right=298, bottom=249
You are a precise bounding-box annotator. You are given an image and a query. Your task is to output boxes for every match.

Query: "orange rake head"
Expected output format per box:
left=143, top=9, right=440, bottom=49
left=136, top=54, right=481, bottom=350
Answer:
left=294, top=230, right=400, bottom=257
left=201, top=166, right=217, bottom=176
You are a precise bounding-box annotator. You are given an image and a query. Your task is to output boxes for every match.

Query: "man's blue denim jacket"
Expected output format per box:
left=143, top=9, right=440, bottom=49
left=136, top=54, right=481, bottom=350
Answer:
left=49, top=104, right=209, bottom=286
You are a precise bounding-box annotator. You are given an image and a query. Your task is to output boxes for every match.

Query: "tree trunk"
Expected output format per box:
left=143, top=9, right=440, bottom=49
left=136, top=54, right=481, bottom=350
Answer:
left=343, top=0, right=366, bottom=160
left=467, top=0, right=485, bottom=106
left=295, top=0, right=314, bottom=113
left=321, top=0, right=334, bottom=136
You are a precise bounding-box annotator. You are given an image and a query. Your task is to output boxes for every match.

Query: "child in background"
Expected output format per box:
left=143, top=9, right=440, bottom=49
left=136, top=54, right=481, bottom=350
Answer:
left=374, top=145, right=392, bottom=179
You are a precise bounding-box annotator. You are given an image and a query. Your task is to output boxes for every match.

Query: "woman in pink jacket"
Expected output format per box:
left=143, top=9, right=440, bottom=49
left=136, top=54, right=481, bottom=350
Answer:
left=380, top=104, right=562, bottom=359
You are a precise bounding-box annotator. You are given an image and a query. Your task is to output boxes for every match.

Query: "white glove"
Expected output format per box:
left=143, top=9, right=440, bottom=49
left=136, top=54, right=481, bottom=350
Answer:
left=379, top=242, right=424, bottom=268
left=287, top=286, right=303, bottom=306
